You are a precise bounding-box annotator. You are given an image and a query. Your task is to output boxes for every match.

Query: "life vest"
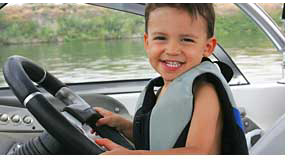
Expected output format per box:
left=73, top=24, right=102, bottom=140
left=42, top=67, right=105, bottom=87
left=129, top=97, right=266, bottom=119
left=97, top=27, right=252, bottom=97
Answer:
left=132, top=58, right=248, bottom=154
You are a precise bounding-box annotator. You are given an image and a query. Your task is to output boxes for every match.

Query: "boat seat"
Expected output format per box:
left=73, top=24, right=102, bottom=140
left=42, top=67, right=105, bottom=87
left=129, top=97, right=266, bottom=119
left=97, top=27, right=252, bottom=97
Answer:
left=249, top=115, right=285, bottom=155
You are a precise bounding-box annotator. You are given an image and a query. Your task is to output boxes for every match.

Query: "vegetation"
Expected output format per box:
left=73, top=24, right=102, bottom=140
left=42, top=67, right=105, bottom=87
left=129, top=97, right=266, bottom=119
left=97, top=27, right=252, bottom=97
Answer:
left=0, top=4, right=144, bottom=44
left=215, top=4, right=284, bottom=48
left=0, top=3, right=284, bottom=45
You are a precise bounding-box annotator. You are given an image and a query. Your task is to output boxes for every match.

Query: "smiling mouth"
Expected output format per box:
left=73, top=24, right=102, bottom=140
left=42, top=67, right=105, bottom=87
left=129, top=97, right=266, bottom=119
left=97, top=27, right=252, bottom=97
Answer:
left=165, top=61, right=181, bottom=67
left=161, top=60, right=184, bottom=70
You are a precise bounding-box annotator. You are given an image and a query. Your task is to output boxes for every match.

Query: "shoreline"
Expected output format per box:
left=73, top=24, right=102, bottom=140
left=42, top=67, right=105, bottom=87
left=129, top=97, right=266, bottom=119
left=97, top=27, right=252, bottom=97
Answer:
left=0, top=36, right=144, bottom=46
left=0, top=3, right=283, bottom=46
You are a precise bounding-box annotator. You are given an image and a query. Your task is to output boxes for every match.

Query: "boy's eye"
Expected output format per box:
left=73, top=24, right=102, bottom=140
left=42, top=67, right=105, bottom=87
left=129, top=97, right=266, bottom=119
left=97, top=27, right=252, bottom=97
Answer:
left=182, top=38, right=195, bottom=43
left=153, top=36, right=166, bottom=41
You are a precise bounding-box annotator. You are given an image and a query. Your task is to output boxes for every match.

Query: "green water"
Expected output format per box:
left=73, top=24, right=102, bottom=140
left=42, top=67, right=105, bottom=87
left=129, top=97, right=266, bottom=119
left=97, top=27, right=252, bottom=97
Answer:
left=0, top=39, right=156, bottom=87
left=0, top=38, right=283, bottom=87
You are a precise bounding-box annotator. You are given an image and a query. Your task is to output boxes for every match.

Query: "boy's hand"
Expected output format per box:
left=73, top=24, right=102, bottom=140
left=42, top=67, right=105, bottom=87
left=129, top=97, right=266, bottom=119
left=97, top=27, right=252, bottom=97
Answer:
left=95, top=138, right=134, bottom=155
left=92, top=107, right=134, bottom=141
left=94, top=107, right=122, bottom=129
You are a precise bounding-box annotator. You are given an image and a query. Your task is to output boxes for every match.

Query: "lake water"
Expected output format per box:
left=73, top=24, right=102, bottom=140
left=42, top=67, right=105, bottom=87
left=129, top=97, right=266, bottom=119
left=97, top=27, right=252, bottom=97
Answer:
left=0, top=38, right=283, bottom=87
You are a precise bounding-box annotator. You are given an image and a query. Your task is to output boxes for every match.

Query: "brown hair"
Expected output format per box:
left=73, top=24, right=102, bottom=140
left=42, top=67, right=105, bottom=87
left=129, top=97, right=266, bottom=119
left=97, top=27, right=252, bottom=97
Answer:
left=144, top=3, right=215, bottom=38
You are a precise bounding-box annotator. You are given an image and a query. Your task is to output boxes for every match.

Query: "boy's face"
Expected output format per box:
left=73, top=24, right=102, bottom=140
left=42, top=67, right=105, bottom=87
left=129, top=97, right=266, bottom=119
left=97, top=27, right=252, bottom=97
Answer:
left=144, top=7, right=216, bottom=84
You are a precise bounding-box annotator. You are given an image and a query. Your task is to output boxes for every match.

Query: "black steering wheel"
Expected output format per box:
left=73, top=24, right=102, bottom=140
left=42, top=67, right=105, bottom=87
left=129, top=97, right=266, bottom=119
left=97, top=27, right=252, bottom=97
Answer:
left=3, top=55, right=133, bottom=154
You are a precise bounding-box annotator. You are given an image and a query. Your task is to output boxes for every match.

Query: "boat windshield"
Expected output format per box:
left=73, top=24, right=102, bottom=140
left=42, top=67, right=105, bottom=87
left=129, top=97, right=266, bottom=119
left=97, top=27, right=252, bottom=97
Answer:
left=0, top=3, right=284, bottom=87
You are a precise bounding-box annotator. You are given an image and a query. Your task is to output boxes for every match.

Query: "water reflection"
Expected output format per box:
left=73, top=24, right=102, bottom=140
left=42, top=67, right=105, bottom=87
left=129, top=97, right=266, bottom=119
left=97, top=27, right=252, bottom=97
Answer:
left=228, top=47, right=283, bottom=83
left=0, top=39, right=282, bottom=87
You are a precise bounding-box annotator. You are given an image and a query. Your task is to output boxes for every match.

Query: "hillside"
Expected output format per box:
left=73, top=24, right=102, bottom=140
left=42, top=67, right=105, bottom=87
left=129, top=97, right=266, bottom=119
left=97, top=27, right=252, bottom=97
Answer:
left=0, top=3, right=284, bottom=45
left=0, top=4, right=144, bottom=44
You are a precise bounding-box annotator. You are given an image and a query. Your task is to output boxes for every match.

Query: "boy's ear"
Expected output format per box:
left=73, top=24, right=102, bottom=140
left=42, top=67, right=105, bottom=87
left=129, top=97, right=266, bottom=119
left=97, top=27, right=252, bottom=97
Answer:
left=144, top=32, right=149, bottom=53
left=204, top=36, right=217, bottom=57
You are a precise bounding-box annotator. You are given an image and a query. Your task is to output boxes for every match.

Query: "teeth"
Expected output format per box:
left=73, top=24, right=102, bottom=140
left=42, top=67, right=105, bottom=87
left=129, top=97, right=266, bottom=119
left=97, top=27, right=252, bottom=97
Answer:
left=166, top=61, right=181, bottom=68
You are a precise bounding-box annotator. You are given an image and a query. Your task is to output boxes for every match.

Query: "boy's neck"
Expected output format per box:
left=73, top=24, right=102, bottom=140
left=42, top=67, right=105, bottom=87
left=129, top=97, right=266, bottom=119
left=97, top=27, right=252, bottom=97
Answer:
left=159, top=81, right=171, bottom=98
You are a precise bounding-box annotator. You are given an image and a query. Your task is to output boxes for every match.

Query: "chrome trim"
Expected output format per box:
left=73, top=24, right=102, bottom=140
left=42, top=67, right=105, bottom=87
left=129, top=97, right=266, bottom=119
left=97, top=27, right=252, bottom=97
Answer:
left=236, top=3, right=285, bottom=53
left=36, top=69, right=47, bottom=84
left=23, top=92, right=42, bottom=107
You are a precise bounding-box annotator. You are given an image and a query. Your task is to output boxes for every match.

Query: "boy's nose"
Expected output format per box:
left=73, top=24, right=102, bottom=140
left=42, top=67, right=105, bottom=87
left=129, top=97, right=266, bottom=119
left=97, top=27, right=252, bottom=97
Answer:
left=166, top=40, right=180, bottom=55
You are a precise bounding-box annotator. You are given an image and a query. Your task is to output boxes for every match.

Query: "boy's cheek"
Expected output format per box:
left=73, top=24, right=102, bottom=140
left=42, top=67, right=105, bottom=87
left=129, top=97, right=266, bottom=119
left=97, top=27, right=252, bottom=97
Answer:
left=151, top=44, right=165, bottom=52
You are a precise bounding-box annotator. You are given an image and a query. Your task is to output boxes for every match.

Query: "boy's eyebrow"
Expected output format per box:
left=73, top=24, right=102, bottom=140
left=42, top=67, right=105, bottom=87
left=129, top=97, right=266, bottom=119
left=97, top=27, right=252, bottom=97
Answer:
left=180, top=34, right=199, bottom=39
left=151, top=32, right=199, bottom=39
left=151, top=32, right=167, bottom=36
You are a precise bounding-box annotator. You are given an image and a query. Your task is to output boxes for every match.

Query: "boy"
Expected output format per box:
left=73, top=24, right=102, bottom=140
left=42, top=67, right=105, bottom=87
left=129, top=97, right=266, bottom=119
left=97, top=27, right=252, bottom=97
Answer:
left=94, top=3, right=248, bottom=154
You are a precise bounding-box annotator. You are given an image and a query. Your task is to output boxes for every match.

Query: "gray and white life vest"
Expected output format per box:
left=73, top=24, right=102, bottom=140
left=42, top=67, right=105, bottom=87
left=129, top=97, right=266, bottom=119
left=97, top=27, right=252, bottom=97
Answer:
left=132, top=58, right=248, bottom=154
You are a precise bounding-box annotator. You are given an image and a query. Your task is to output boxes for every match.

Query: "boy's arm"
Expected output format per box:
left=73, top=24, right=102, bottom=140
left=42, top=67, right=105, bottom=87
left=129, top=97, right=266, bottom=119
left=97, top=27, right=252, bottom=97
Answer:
left=184, top=82, right=222, bottom=154
left=118, top=118, right=133, bottom=142
left=96, top=83, right=222, bottom=155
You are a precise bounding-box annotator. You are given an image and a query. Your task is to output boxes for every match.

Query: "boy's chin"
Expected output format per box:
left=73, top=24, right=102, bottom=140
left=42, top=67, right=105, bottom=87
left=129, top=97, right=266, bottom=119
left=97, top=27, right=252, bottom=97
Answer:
left=162, top=74, right=181, bottom=83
